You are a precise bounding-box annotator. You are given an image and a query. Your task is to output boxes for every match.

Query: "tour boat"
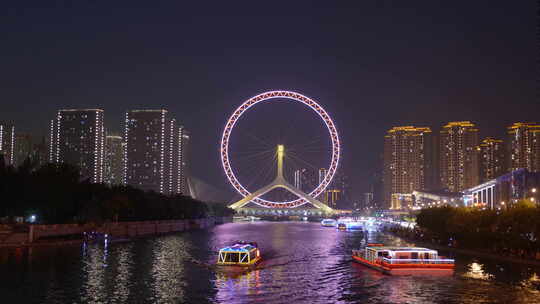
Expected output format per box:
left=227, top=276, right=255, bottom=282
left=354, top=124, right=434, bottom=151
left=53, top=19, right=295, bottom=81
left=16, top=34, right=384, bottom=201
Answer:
left=321, top=219, right=337, bottom=227
left=216, top=241, right=261, bottom=272
left=232, top=216, right=260, bottom=222
left=352, top=244, right=454, bottom=275
left=337, top=221, right=364, bottom=231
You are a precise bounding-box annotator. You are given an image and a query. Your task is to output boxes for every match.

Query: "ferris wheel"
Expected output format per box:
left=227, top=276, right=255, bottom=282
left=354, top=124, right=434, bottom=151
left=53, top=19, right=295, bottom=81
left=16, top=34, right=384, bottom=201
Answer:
left=221, top=90, right=340, bottom=209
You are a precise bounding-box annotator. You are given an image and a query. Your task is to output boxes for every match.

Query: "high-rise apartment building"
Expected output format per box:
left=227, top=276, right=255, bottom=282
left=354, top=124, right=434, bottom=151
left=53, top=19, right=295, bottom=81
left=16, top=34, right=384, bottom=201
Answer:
left=31, top=137, right=49, bottom=167
left=294, top=169, right=302, bottom=190
left=508, top=122, right=540, bottom=173
left=477, top=137, right=505, bottom=182
left=318, top=168, right=349, bottom=209
left=324, top=189, right=341, bottom=209
left=383, top=126, right=434, bottom=208
left=318, top=168, right=327, bottom=185
left=104, top=135, right=124, bottom=185
left=439, top=121, right=479, bottom=192
left=363, top=192, right=374, bottom=209
left=14, top=133, right=33, bottom=167
left=124, top=110, right=190, bottom=195
left=292, top=168, right=318, bottom=194
left=177, top=126, right=190, bottom=195
left=49, top=109, right=105, bottom=183
left=0, top=123, right=15, bottom=166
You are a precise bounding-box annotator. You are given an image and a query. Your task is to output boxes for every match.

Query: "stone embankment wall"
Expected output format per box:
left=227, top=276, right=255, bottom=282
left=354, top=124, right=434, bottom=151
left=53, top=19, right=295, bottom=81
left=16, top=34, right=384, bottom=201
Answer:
left=0, top=217, right=232, bottom=247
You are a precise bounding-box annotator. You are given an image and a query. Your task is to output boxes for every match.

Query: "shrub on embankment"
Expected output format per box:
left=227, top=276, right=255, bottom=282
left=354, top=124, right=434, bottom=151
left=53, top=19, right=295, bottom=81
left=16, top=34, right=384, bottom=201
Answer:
left=0, top=161, right=234, bottom=224
left=407, top=203, right=540, bottom=258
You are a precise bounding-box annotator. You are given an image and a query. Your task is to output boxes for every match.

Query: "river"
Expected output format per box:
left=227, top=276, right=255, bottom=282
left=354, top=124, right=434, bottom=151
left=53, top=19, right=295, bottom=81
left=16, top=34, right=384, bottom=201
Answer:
left=1, top=221, right=540, bottom=303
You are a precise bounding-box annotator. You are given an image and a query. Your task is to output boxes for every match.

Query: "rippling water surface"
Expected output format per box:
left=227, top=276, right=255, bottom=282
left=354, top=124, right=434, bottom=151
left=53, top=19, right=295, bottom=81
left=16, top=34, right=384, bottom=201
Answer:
left=2, top=221, right=540, bottom=303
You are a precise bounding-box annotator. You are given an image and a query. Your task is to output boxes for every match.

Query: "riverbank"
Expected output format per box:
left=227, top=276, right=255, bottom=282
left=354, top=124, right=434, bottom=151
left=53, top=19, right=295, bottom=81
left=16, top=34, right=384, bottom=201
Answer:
left=386, top=227, right=540, bottom=267
left=0, top=216, right=232, bottom=248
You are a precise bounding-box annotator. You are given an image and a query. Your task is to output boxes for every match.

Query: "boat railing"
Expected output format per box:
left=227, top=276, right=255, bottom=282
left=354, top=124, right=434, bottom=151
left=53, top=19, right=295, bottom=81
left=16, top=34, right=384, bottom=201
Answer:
left=381, top=257, right=454, bottom=265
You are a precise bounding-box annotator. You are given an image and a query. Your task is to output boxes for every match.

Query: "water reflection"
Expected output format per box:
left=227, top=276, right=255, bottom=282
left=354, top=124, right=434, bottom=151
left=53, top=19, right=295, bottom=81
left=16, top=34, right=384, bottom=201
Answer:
left=520, top=272, right=540, bottom=291
left=81, top=244, right=107, bottom=303
left=211, top=222, right=349, bottom=303
left=112, top=244, right=132, bottom=303
left=2, top=222, right=540, bottom=303
left=215, top=270, right=262, bottom=301
left=463, top=262, right=493, bottom=280
left=150, top=237, right=188, bottom=303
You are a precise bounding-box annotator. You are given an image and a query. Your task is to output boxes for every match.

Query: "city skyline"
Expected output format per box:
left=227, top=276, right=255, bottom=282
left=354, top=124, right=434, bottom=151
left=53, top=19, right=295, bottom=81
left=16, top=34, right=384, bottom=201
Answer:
left=2, top=2, right=540, bottom=303
left=1, top=1, right=536, bottom=202
left=3, top=106, right=538, bottom=205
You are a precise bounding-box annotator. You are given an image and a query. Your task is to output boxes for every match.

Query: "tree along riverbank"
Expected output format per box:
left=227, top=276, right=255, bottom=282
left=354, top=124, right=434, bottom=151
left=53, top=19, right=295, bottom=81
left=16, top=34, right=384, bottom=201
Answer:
left=0, top=162, right=234, bottom=224
left=386, top=203, right=540, bottom=266
left=386, top=226, right=540, bottom=266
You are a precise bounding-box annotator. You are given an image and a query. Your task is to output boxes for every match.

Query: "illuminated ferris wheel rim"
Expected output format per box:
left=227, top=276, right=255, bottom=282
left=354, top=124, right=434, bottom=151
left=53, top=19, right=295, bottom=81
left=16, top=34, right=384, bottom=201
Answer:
left=220, top=90, right=340, bottom=208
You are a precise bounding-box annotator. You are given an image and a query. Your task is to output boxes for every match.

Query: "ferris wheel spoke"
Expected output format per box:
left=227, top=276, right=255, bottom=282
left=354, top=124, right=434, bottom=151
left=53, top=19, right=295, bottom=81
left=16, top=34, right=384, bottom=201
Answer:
left=241, top=154, right=277, bottom=191
left=237, top=129, right=275, bottom=149
left=221, top=91, right=340, bottom=208
left=230, top=150, right=275, bottom=162
left=233, top=155, right=276, bottom=178
left=288, top=137, right=327, bottom=152
left=286, top=152, right=321, bottom=172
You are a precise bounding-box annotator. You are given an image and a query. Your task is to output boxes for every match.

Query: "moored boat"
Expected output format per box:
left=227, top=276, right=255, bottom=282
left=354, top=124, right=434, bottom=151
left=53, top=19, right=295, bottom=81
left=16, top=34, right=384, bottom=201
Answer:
left=352, top=244, right=454, bottom=275
left=337, top=221, right=364, bottom=231
left=321, top=219, right=337, bottom=227
left=216, top=241, right=261, bottom=272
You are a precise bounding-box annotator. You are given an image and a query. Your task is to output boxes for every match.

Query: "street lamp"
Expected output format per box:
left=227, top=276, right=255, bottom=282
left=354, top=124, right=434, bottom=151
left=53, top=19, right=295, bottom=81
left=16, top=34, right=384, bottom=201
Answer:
left=532, top=188, right=537, bottom=193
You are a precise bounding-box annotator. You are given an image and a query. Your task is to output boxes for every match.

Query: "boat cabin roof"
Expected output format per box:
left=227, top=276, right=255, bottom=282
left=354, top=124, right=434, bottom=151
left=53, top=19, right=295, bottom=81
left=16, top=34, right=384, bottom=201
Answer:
left=219, top=243, right=257, bottom=253
left=366, top=246, right=437, bottom=253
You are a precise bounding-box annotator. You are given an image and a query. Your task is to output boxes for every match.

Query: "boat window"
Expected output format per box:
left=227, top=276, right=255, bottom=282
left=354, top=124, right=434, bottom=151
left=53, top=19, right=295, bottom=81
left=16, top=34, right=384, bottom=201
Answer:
left=411, top=252, right=418, bottom=259
left=225, top=253, right=240, bottom=263
left=240, top=253, right=247, bottom=263
left=423, top=252, right=430, bottom=259
left=378, top=251, right=389, bottom=258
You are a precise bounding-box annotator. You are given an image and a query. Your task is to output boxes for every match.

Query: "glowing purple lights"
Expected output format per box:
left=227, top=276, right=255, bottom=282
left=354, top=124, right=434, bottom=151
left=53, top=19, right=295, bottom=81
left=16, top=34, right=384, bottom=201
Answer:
left=220, top=90, right=340, bottom=208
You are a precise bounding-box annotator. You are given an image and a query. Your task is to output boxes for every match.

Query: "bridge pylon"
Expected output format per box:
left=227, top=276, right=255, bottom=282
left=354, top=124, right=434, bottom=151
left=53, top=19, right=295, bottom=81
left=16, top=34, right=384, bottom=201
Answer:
left=229, top=145, right=334, bottom=213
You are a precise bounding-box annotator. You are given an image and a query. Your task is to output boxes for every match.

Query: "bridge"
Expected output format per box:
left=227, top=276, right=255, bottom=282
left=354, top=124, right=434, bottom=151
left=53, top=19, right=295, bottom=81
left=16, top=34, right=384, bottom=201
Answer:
left=229, top=145, right=335, bottom=216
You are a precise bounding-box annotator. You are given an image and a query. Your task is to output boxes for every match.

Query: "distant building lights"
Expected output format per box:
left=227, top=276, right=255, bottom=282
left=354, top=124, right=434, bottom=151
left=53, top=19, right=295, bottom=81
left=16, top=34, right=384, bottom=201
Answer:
left=10, top=126, right=14, bottom=165
left=56, top=111, right=61, bottom=163
left=123, top=112, right=129, bottom=185
left=99, top=113, right=104, bottom=183
left=169, top=120, right=174, bottom=194
left=0, top=124, right=3, bottom=152
left=49, top=120, right=55, bottom=162
left=159, top=111, right=165, bottom=193
left=177, top=128, right=182, bottom=194
left=94, top=111, right=99, bottom=183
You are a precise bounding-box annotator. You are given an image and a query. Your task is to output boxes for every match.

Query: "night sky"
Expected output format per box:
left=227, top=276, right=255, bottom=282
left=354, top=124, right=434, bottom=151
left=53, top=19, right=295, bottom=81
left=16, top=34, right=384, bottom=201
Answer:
left=1, top=1, right=537, bottom=202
